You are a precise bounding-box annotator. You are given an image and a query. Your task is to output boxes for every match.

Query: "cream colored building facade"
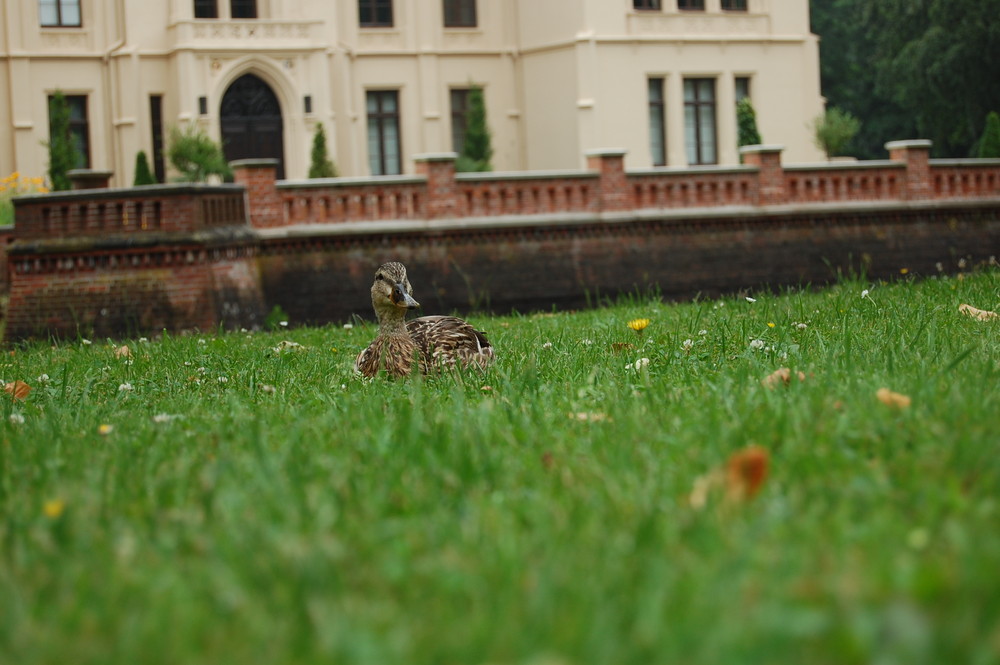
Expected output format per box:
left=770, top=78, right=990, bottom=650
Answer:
left=1, top=0, right=825, bottom=186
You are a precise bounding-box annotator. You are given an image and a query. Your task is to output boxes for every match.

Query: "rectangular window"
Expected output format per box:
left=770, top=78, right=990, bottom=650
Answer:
left=367, top=91, right=401, bottom=175
left=194, top=0, right=217, bottom=18
left=150, top=95, right=165, bottom=183
left=230, top=0, right=257, bottom=19
left=359, top=0, right=393, bottom=27
left=450, top=88, right=471, bottom=155
left=683, top=78, right=717, bottom=165
left=48, top=94, right=90, bottom=168
left=444, top=0, right=476, bottom=27
left=633, top=0, right=661, bottom=10
left=39, top=0, right=81, bottom=27
left=721, top=0, right=748, bottom=10
left=648, top=78, right=666, bottom=166
left=677, top=0, right=705, bottom=10
left=735, top=77, right=750, bottom=102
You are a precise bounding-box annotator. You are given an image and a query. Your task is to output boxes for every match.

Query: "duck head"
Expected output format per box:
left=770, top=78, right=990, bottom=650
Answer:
left=370, top=261, right=420, bottom=314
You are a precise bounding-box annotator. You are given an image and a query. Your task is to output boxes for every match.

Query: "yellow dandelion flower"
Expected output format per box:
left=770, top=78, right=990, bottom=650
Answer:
left=43, top=499, right=65, bottom=519
left=98, top=423, right=114, bottom=436
left=9, top=172, right=19, bottom=182
left=38, top=186, right=49, bottom=193
left=627, top=318, right=650, bottom=333
left=31, top=177, right=44, bottom=186
left=767, top=322, right=776, bottom=328
left=900, top=268, right=909, bottom=275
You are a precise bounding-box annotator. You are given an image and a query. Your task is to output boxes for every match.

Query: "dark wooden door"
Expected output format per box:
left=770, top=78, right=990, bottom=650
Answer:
left=220, top=74, right=285, bottom=178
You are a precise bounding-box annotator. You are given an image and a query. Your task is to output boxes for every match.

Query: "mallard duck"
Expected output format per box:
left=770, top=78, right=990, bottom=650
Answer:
left=354, top=261, right=495, bottom=378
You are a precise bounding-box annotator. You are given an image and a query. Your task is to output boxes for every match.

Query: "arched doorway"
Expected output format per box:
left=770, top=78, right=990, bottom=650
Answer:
left=220, top=73, right=285, bottom=178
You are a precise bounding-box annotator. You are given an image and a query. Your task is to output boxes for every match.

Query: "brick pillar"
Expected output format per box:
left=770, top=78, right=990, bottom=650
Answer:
left=740, top=145, right=786, bottom=206
left=885, top=140, right=933, bottom=200
left=67, top=169, right=113, bottom=190
left=585, top=148, right=630, bottom=212
left=231, top=158, right=282, bottom=228
left=415, top=153, right=459, bottom=219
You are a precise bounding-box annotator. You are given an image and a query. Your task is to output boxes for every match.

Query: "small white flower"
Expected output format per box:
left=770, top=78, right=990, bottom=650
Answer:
left=37, top=373, right=50, bottom=383
left=698, top=330, right=708, bottom=336
left=240, top=328, right=249, bottom=333
left=81, top=339, right=92, bottom=346
left=958, top=258, right=967, bottom=269
left=795, top=322, right=808, bottom=330
left=343, top=323, right=354, bottom=330
left=745, top=297, right=757, bottom=303
left=152, top=413, right=181, bottom=424
left=861, top=289, right=870, bottom=298
left=261, top=384, right=276, bottom=394
left=198, top=339, right=207, bottom=345
left=197, top=367, right=208, bottom=374
left=9, top=413, right=25, bottom=425
left=935, top=262, right=944, bottom=272
left=279, top=321, right=289, bottom=327
left=340, top=384, right=347, bottom=390
left=749, top=339, right=765, bottom=350
left=118, top=382, right=134, bottom=392
left=138, top=337, right=149, bottom=344
left=682, top=339, right=694, bottom=351
left=580, top=339, right=593, bottom=346
left=542, top=342, right=553, bottom=349
left=217, top=376, right=228, bottom=384
left=184, top=361, right=192, bottom=366
left=629, top=357, right=650, bottom=371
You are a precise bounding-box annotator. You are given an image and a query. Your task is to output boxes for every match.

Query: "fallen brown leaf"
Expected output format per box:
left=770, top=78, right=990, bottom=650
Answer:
left=959, top=303, right=998, bottom=321
left=4, top=381, right=32, bottom=400
left=726, top=445, right=770, bottom=502
left=114, top=345, right=132, bottom=359
left=876, top=387, right=911, bottom=409
left=761, top=367, right=807, bottom=388
left=611, top=342, right=635, bottom=353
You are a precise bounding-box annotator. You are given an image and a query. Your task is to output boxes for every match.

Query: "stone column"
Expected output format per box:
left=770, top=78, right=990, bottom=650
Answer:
left=740, top=144, right=786, bottom=206
left=585, top=148, right=630, bottom=212
left=885, top=140, right=933, bottom=200
left=231, top=158, right=282, bottom=228
left=414, top=152, right=459, bottom=219
left=67, top=169, right=113, bottom=190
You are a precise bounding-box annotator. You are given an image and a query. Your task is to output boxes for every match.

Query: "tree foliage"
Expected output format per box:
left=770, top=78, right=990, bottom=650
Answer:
left=811, top=0, right=1000, bottom=158
left=133, top=151, right=156, bottom=186
left=167, top=124, right=231, bottom=182
left=457, top=85, right=493, bottom=172
left=46, top=91, right=82, bottom=191
left=977, top=112, right=1000, bottom=159
left=813, top=107, right=861, bottom=159
left=308, top=123, right=338, bottom=178
left=736, top=98, right=762, bottom=148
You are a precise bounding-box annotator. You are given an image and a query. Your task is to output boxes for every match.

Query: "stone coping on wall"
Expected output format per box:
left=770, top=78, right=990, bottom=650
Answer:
left=254, top=196, right=1000, bottom=240
left=627, top=165, right=759, bottom=177
left=276, top=175, right=428, bottom=189
left=11, top=183, right=245, bottom=205
left=930, top=159, right=1000, bottom=167
left=784, top=160, right=905, bottom=172
left=455, top=169, right=600, bottom=182
left=7, top=225, right=260, bottom=255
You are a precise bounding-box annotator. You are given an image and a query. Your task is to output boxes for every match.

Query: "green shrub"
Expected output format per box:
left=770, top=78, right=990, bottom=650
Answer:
left=308, top=123, right=338, bottom=179
left=167, top=124, right=231, bottom=182
left=133, top=150, right=157, bottom=186
left=812, top=107, right=861, bottom=159
left=977, top=111, right=1000, bottom=158
left=457, top=85, right=493, bottom=172
left=737, top=97, right=763, bottom=149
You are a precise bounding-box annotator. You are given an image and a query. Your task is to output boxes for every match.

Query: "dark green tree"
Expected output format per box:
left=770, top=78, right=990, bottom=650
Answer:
left=308, top=123, right=338, bottom=178
left=167, top=124, right=231, bottom=182
left=133, top=150, right=156, bottom=186
left=736, top=98, right=762, bottom=149
left=977, top=112, right=1000, bottom=159
left=46, top=91, right=82, bottom=191
left=457, top=85, right=493, bottom=172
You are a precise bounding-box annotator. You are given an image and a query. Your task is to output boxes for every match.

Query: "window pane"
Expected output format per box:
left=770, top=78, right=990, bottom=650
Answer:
left=231, top=0, right=257, bottom=18
left=60, top=0, right=81, bottom=25
left=40, top=0, right=59, bottom=26
left=648, top=78, right=665, bottom=166
left=678, top=0, right=705, bottom=10
left=699, top=105, right=716, bottom=163
left=367, top=124, right=382, bottom=175
left=383, top=119, right=400, bottom=174
left=194, top=0, right=218, bottom=18
left=684, top=105, right=698, bottom=165
left=735, top=77, right=750, bottom=101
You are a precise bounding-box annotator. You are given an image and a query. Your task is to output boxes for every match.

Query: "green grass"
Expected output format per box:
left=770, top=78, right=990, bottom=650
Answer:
left=1, top=270, right=999, bottom=665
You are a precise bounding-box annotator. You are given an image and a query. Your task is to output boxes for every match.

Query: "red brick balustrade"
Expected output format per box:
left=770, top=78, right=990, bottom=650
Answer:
left=740, top=145, right=786, bottom=205
left=12, top=184, right=247, bottom=240
left=886, top=140, right=933, bottom=200
left=587, top=149, right=630, bottom=212
left=784, top=162, right=905, bottom=203
left=456, top=171, right=599, bottom=217
left=629, top=166, right=759, bottom=208
left=232, top=159, right=282, bottom=227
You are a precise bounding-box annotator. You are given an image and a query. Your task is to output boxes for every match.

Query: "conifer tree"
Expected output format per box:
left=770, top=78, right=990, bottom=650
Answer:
left=47, top=91, right=82, bottom=191
left=308, top=123, right=338, bottom=178
left=133, top=150, right=156, bottom=186
left=736, top=98, right=762, bottom=149
left=977, top=112, right=1000, bottom=158
left=167, top=124, right=231, bottom=182
left=457, top=85, right=493, bottom=172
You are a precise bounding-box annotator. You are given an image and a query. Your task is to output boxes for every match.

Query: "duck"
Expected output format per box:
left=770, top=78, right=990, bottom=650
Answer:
left=354, top=261, right=495, bottom=378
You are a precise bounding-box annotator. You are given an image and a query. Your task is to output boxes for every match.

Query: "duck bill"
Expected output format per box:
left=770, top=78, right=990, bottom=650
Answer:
left=391, top=283, right=420, bottom=309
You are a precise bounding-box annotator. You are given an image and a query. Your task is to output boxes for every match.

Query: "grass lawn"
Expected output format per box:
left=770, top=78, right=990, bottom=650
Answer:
left=1, top=268, right=999, bottom=665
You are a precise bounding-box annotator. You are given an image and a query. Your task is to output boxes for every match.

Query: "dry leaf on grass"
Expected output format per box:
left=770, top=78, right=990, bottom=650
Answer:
left=113, top=345, right=132, bottom=359
left=761, top=367, right=807, bottom=389
left=959, top=303, right=998, bottom=321
left=611, top=342, right=635, bottom=353
left=876, top=387, right=911, bottom=409
left=4, top=381, right=31, bottom=400
left=690, top=445, right=770, bottom=509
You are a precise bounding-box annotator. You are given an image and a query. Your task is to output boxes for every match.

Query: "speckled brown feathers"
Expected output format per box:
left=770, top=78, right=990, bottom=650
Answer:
left=354, top=262, right=495, bottom=378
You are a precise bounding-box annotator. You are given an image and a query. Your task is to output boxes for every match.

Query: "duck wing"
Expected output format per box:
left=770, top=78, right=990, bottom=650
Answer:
left=354, top=334, right=419, bottom=378
left=406, top=315, right=494, bottom=372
